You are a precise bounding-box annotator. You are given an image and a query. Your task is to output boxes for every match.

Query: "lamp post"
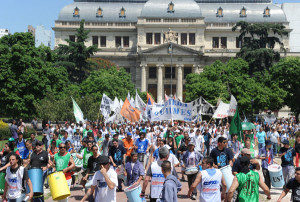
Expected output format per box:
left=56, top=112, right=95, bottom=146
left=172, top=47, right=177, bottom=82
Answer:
left=164, top=28, right=177, bottom=98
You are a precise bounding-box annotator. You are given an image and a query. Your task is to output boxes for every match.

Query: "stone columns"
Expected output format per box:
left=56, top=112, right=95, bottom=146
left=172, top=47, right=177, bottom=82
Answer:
left=140, top=64, right=147, bottom=92
left=176, top=64, right=183, bottom=101
left=156, top=64, right=163, bottom=103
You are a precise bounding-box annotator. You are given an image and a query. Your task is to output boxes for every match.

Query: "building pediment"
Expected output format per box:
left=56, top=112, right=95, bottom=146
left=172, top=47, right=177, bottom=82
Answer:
left=139, top=42, right=201, bottom=56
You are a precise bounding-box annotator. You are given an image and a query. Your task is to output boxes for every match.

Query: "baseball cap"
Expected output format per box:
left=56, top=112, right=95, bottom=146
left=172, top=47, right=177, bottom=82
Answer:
left=36, top=140, right=43, bottom=146
left=127, top=132, right=132, bottom=136
left=265, top=140, right=272, bottom=145
left=282, top=129, right=285, bottom=131
left=98, top=156, right=110, bottom=165
left=241, top=148, right=252, bottom=155
left=8, top=138, right=15, bottom=142
left=188, top=141, right=195, bottom=146
left=282, top=139, right=289, bottom=145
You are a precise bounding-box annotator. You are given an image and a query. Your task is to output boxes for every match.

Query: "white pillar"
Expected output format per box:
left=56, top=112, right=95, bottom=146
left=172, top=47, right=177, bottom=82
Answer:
left=140, top=64, right=147, bottom=92
left=157, top=64, right=163, bottom=103
left=176, top=64, right=183, bottom=101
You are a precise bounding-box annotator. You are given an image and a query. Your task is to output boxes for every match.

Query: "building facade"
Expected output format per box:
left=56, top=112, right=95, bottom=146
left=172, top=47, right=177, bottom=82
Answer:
left=54, top=0, right=294, bottom=102
left=35, top=25, right=52, bottom=48
left=0, top=29, right=10, bottom=38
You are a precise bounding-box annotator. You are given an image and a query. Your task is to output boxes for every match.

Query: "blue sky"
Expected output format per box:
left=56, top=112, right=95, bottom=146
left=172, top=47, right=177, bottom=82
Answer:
left=0, top=0, right=299, bottom=47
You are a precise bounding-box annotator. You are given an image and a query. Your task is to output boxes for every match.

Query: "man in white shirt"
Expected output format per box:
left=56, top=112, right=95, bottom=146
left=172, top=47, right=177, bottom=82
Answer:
left=268, top=127, right=280, bottom=155
left=81, top=156, right=118, bottom=202
left=193, top=129, right=205, bottom=155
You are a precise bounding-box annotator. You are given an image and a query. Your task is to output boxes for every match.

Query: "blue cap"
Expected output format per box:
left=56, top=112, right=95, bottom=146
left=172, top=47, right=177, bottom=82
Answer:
left=282, top=139, right=289, bottom=145
left=127, top=132, right=132, bottom=136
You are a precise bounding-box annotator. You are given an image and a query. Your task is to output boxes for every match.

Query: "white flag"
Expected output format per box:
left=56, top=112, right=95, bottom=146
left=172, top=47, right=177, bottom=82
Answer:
left=100, top=94, right=112, bottom=119
left=111, top=97, right=120, bottom=112
left=135, top=90, right=146, bottom=111
left=228, top=95, right=238, bottom=116
left=71, top=97, right=84, bottom=123
left=120, top=99, right=124, bottom=109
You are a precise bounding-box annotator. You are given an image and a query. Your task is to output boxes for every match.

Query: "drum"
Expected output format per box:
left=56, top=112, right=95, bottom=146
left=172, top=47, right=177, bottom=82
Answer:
left=185, top=167, right=198, bottom=175
left=268, top=164, right=284, bottom=187
left=0, top=172, right=5, bottom=195
left=125, top=184, right=142, bottom=202
left=72, top=153, right=83, bottom=168
left=220, top=165, right=234, bottom=192
left=48, top=171, right=71, bottom=200
left=26, top=168, right=43, bottom=196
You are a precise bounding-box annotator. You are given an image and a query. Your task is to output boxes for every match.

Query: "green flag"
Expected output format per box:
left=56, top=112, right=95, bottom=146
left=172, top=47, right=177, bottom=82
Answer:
left=229, top=107, right=243, bottom=142
left=71, top=97, right=84, bottom=123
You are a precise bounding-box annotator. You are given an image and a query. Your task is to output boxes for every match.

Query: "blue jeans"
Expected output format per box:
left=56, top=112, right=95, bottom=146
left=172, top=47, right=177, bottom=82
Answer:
left=272, top=143, right=278, bottom=155
left=258, top=143, right=265, bottom=150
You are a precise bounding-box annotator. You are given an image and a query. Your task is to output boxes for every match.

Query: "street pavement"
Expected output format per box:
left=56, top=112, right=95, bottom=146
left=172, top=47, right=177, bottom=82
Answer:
left=45, top=156, right=292, bottom=202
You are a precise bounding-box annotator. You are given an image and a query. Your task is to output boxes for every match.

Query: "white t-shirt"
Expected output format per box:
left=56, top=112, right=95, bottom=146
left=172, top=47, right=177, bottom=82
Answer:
left=188, top=151, right=196, bottom=166
left=5, top=166, right=25, bottom=199
left=92, top=168, right=118, bottom=202
left=269, top=131, right=279, bottom=143
left=158, top=153, right=179, bottom=165
left=194, top=135, right=204, bottom=153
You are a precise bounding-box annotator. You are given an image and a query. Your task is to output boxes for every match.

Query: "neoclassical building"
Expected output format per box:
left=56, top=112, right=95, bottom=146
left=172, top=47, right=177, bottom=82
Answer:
left=54, top=0, right=292, bottom=102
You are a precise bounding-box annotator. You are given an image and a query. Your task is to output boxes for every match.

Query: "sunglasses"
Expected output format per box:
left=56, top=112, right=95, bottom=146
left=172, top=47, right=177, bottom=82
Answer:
left=59, top=147, right=66, bottom=149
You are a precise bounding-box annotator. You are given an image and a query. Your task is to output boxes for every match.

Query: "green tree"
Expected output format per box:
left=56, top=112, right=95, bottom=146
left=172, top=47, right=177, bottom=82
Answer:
left=270, top=57, right=300, bottom=120
left=80, top=66, right=136, bottom=101
left=232, top=21, right=288, bottom=74
left=185, top=58, right=286, bottom=115
left=0, top=32, right=69, bottom=118
left=56, top=19, right=98, bottom=83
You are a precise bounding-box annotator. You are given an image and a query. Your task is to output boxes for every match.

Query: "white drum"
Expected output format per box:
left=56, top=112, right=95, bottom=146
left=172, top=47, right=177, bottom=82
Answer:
left=185, top=167, right=198, bottom=175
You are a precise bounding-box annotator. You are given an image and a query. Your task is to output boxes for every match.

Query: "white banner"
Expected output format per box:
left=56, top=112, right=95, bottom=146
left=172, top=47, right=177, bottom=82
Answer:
left=213, top=101, right=230, bottom=119
left=135, top=90, right=147, bottom=120
left=150, top=99, right=192, bottom=122
left=264, top=114, right=276, bottom=124
left=190, top=96, right=216, bottom=117
left=100, top=94, right=112, bottom=119
left=111, top=97, right=120, bottom=112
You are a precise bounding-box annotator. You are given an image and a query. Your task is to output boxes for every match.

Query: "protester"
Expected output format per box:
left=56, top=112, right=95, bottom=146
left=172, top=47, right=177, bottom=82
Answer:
left=30, top=133, right=38, bottom=148
left=210, top=137, right=234, bottom=168
left=123, top=132, right=135, bottom=162
left=295, top=133, right=300, bottom=167
left=109, top=139, right=126, bottom=191
left=52, top=143, right=75, bottom=202
left=181, top=141, right=203, bottom=200
left=140, top=147, right=178, bottom=202
left=80, top=156, right=118, bottom=202
left=2, top=153, right=33, bottom=202
left=279, top=139, right=296, bottom=186
left=10, top=120, right=18, bottom=140
left=22, top=139, right=33, bottom=163
left=257, top=140, right=273, bottom=189
left=16, top=132, right=26, bottom=158
left=227, top=156, right=271, bottom=201
left=277, top=167, right=300, bottom=202
left=0, top=142, right=19, bottom=172
left=232, top=148, right=260, bottom=175
left=161, top=160, right=180, bottom=202
left=268, top=127, right=280, bottom=156
left=124, top=151, right=144, bottom=186
left=178, top=137, right=190, bottom=181
left=42, top=124, right=51, bottom=150
left=188, top=157, right=226, bottom=202
left=135, top=132, right=150, bottom=168
left=228, top=134, right=242, bottom=159
left=202, top=128, right=212, bottom=156
left=31, top=117, right=38, bottom=134
left=72, top=128, right=82, bottom=152
left=280, top=129, right=289, bottom=144
left=256, top=127, right=267, bottom=150
left=102, top=134, right=110, bottom=156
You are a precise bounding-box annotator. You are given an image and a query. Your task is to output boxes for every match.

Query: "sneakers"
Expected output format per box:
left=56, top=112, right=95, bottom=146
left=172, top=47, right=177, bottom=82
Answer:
left=191, top=195, right=196, bottom=200
left=180, top=176, right=186, bottom=182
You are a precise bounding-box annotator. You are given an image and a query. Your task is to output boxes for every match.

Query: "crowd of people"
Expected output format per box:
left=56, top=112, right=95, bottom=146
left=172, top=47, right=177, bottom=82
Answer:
left=0, top=117, right=300, bottom=202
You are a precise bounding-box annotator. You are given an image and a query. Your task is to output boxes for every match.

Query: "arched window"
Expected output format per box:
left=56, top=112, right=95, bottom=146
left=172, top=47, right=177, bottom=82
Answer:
left=240, top=6, right=247, bottom=17
left=167, top=2, right=175, bottom=13
left=119, top=7, right=126, bottom=18
left=264, top=6, right=270, bottom=17
left=73, top=6, right=80, bottom=17
left=97, top=7, right=103, bottom=18
left=216, top=7, right=223, bottom=17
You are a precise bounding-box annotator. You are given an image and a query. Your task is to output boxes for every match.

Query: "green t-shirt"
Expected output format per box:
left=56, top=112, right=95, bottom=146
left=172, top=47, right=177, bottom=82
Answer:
left=83, top=129, right=93, bottom=137
left=164, top=131, right=174, bottom=139
left=175, top=135, right=184, bottom=147
left=236, top=170, right=260, bottom=202
left=54, top=152, right=71, bottom=171
left=50, top=139, right=62, bottom=148
left=83, top=148, right=92, bottom=169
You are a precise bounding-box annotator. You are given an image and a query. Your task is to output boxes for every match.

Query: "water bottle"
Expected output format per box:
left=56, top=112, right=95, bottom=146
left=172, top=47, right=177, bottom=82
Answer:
left=22, top=195, right=29, bottom=202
